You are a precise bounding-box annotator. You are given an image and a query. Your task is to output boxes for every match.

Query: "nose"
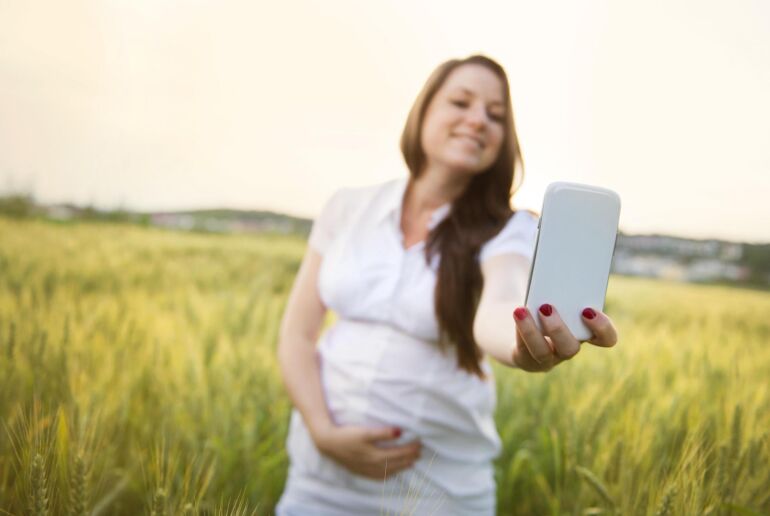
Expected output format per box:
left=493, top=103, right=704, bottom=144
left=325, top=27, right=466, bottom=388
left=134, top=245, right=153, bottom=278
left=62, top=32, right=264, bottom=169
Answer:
left=464, top=103, right=489, bottom=129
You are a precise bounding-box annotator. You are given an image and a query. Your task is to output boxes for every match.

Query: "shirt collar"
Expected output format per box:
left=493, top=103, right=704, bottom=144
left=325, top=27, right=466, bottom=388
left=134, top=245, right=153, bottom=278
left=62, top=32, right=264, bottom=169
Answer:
left=376, top=176, right=452, bottom=230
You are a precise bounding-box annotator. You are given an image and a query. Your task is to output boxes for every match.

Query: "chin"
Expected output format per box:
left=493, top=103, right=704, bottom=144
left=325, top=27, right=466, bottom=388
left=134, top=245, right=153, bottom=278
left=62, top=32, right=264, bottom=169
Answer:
left=445, top=158, right=492, bottom=176
left=444, top=149, right=495, bottom=171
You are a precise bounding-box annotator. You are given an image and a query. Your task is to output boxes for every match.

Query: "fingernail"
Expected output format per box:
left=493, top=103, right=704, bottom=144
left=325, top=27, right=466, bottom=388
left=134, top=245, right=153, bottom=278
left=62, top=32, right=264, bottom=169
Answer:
left=513, top=307, right=528, bottom=321
left=538, top=303, right=553, bottom=316
left=393, top=428, right=402, bottom=438
left=582, top=308, right=596, bottom=319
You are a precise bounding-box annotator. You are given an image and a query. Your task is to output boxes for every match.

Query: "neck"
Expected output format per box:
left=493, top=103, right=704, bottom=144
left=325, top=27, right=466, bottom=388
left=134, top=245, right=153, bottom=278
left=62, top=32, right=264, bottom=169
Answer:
left=405, top=163, right=470, bottom=215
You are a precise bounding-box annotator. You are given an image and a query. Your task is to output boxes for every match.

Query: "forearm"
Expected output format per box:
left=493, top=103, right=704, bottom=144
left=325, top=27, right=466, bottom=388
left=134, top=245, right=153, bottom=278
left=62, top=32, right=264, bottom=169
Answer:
left=277, top=335, right=334, bottom=443
left=473, top=300, right=518, bottom=368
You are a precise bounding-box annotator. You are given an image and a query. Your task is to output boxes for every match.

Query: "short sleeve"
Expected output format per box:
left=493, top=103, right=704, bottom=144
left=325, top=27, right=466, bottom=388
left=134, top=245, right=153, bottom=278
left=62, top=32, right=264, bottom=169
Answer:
left=478, top=210, right=539, bottom=263
left=308, top=188, right=351, bottom=255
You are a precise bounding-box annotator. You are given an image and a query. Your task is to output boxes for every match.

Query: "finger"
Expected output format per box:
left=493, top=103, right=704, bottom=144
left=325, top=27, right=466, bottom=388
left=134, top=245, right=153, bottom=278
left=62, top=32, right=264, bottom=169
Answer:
left=359, top=456, right=415, bottom=481
left=381, top=455, right=418, bottom=478
left=581, top=308, right=618, bottom=347
left=513, top=307, right=556, bottom=365
left=358, top=449, right=418, bottom=480
left=537, top=304, right=580, bottom=360
left=374, top=441, right=421, bottom=464
left=365, top=426, right=402, bottom=443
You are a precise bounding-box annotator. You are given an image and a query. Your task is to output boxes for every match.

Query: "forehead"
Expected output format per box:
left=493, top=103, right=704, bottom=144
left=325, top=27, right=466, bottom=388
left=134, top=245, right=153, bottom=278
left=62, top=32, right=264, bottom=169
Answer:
left=439, top=64, right=505, bottom=103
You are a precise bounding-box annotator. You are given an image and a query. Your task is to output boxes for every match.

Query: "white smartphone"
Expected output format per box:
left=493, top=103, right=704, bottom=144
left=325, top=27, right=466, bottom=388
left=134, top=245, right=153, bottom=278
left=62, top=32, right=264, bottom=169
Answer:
left=524, top=182, right=621, bottom=341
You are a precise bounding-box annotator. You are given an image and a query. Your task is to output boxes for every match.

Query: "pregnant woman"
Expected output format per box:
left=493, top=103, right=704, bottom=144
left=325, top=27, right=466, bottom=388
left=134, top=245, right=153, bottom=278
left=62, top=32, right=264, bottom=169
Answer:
left=275, top=54, right=618, bottom=515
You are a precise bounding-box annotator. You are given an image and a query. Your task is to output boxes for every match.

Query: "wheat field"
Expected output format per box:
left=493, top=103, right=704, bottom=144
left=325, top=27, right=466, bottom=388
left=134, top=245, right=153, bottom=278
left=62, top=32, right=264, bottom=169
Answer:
left=0, top=217, right=768, bottom=515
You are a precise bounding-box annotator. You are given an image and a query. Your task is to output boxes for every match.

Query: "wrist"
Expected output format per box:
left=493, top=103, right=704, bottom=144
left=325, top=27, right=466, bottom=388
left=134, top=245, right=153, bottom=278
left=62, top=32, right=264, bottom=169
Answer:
left=308, top=419, right=335, bottom=451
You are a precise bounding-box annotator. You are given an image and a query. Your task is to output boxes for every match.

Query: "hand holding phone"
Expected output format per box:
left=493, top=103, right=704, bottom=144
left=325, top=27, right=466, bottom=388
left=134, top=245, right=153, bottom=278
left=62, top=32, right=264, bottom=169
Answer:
left=524, top=182, right=621, bottom=341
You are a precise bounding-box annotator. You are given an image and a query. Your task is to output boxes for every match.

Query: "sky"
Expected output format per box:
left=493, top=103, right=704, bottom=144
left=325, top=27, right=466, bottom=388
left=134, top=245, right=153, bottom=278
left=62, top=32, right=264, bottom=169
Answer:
left=1, top=0, right=769, bottom=242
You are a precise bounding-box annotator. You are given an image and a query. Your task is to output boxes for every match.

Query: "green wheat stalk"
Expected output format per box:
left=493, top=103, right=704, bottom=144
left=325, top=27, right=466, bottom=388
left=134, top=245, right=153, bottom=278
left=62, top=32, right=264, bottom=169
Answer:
left=69, top=454, right=87, bottom=516
left=30, top=453, right=49, bottom=516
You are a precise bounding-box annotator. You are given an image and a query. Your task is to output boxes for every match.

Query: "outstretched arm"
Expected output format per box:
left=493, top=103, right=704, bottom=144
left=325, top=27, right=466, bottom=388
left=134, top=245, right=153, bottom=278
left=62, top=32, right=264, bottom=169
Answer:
left=473, top=252, right=530, bottom=368
left=473, top=252, right=619, bottom=372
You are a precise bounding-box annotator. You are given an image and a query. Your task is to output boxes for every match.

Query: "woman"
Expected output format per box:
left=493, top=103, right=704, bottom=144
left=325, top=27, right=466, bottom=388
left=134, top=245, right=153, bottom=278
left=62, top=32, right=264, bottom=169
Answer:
left=275, top=55, right=618, bottom=515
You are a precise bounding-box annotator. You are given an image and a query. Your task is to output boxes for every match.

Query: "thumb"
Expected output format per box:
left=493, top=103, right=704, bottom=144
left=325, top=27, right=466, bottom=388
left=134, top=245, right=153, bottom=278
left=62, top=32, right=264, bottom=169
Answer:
left=366, top=426, right=401, bottom=442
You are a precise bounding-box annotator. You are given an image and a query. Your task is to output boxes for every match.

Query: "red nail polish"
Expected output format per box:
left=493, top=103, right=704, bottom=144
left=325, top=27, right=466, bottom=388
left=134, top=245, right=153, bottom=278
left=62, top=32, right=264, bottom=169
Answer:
left=539, top=303, right=553, bottom=316
left=513, top=307, right=528, bottom=321
left=393, top=428, right=402, bottom=438
left=582, top=308, right=596, bottom=319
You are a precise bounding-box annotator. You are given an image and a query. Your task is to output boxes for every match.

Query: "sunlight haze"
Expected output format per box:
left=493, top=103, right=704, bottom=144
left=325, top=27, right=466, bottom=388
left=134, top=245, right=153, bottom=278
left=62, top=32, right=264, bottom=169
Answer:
left=1, top=0, right=768, bottom=241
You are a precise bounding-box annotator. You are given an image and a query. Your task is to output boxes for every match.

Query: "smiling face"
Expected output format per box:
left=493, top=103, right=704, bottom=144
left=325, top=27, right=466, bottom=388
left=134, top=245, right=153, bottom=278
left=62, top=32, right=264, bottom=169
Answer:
left=419, top=63, right=507, bottom=176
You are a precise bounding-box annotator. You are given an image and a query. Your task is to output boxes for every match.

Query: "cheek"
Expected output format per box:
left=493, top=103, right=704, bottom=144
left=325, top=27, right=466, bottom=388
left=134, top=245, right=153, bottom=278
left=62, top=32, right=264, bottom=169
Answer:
left=420, top=128, right=437, bottom=157
left=420, top=115, right=449, bottom=155
left=485, top=127, right=505, bottom=158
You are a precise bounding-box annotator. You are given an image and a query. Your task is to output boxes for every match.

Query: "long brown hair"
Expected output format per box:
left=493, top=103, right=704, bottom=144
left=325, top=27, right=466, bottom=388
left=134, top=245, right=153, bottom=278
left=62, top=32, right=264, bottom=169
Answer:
left=400, top=55, right=524, bottom=379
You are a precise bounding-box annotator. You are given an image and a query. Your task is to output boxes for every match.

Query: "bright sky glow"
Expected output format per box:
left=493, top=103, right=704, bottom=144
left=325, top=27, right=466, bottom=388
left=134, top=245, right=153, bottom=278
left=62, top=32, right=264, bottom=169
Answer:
left=1, top=0, right=768, bottom=241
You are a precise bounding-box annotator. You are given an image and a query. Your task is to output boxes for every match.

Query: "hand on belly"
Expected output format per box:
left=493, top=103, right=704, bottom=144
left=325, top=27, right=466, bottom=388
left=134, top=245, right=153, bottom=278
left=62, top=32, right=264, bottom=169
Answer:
left=314, top=423, right=422, bottom=480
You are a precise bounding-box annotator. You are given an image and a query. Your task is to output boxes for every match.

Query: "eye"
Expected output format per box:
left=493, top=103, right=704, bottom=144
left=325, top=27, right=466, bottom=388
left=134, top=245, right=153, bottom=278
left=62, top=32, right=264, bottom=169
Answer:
left=450, top=99, right=469, bottom=108
left=488, top=112, right=504, bottom=123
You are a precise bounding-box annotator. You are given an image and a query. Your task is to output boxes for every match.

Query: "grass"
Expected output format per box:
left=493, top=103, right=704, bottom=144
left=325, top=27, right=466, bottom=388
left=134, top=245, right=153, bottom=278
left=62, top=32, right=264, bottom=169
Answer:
left=0, top=217, right=768, bottom=515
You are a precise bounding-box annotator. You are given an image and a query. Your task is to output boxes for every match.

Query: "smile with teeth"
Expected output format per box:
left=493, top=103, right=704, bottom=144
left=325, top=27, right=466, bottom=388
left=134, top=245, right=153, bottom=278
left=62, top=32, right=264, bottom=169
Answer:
left=453, top=134, right=484, bottom=149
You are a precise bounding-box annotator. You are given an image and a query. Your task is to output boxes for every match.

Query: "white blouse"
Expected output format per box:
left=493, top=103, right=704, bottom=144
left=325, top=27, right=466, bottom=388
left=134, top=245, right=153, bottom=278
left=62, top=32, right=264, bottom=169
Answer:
left=279, top=176, right=538, bottom=513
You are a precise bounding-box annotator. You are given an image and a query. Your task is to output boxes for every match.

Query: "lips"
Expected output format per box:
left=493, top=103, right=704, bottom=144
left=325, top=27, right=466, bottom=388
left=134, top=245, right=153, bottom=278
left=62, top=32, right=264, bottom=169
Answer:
left=452, top=133, right=485, bottom=149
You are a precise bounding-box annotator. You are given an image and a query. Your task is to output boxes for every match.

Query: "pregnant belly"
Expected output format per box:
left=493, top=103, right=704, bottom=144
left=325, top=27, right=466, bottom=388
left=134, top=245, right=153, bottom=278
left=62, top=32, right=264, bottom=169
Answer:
left=318, top=319, right=501, bottom=459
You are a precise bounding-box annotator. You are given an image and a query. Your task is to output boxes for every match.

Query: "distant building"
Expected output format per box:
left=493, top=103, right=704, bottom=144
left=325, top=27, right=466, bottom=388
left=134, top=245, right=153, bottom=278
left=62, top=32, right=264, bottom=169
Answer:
left=46, top=204, right=77, bottom=221
left=612, top=235, right=749, bottom=284
left=616, top=234, right=743, bottom=261
left=151, top=213, right=196, bottom=230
